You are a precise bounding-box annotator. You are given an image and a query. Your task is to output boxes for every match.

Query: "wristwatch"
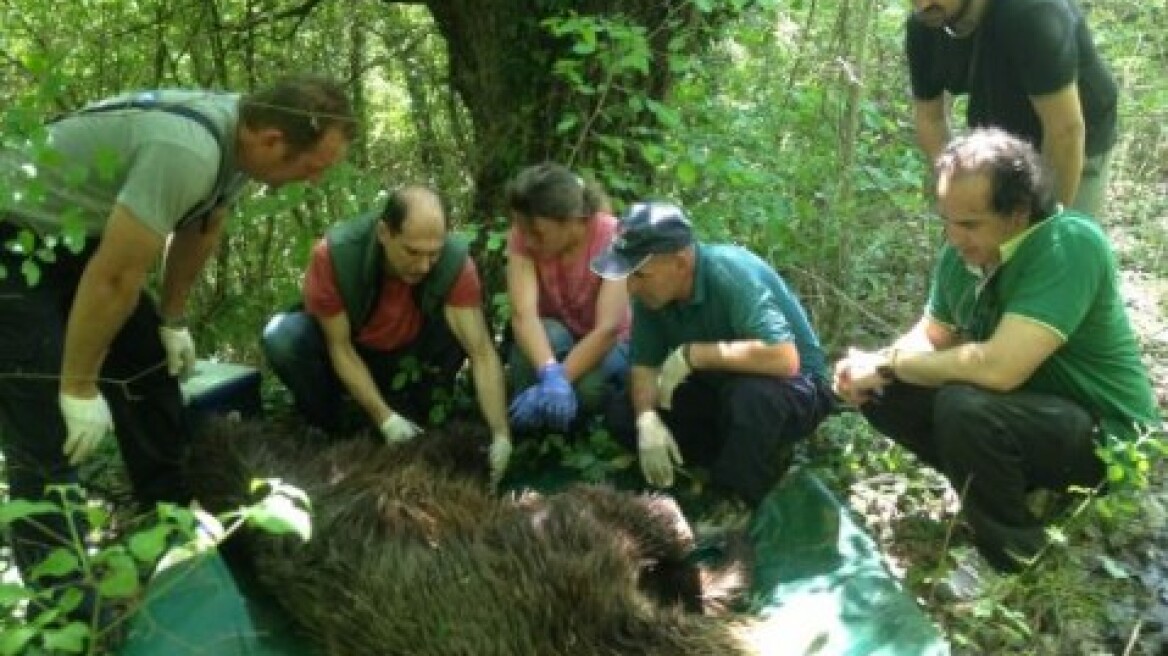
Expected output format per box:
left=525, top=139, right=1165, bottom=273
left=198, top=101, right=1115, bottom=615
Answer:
left=876, top=349, right=899, bottom=383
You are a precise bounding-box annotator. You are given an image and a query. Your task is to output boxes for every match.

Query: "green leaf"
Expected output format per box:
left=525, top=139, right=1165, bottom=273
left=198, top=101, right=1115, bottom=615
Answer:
left=0, top=625, right=37, bottom=656
left=1097, top=555, right=1131, bottom=579
left=20, top=258, right=41, bottom=287
left=1106, top=464, right=1125, bottom=482
left=0, top=499, right=62, bottom=524
left=42, top=621, right=90, bottom=653
left=0, top=583, right=34, bottom=606
left=30, top=548, right=80, bottom=581
left=245, top=493, right=312, bottom=542
left=676, top=160, right=699, bottom=186
left=129, top=524, right=179, bottom=563
left=96, top=550, right=140, bottom=598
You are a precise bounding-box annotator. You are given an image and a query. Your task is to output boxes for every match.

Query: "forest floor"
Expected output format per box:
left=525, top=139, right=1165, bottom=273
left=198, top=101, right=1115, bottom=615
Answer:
left=814, top=195, right=1168, bottom=655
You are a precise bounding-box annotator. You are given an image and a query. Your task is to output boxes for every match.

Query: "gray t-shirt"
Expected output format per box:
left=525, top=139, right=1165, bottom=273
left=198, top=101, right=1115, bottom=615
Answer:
left=1, top=90, right=247, bottom=237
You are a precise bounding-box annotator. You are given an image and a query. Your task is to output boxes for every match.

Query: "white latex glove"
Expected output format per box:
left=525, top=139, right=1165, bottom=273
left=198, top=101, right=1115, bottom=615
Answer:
left=488, top=434, right=513, bottom=488
left=159, top=326, right=197, bottom=378
left=380, top=413, right=423, bottom=444
left=636, top=411, right=684, bottom=488
left=656, top=345, right=693, bottom=410
left=59, top=393, right=113, bottom=466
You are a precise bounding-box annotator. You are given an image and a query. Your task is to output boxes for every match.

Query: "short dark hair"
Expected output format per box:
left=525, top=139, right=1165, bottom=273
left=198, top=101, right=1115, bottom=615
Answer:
left=935, top=128, right=1057, bottom=223
left=239, top=74, right=357, bottom=154
left=379, top=185, right=444, bottom=234
left=505, top=162, right=611, bottom=227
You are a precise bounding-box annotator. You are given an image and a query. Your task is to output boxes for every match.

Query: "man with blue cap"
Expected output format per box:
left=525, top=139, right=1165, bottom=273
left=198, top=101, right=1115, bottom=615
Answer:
left=591, top=201, right=834, bottom=504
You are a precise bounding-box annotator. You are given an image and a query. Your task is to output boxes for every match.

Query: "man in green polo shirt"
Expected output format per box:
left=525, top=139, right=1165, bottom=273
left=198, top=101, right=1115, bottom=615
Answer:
left=834, top=128, right=1160, bottom=596
left=591, top=202, right=834, bottom=504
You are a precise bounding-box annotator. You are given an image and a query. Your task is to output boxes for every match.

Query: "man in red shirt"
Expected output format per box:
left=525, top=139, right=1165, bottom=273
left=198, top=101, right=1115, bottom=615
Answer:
left=262, top=186, right=512, bottom=483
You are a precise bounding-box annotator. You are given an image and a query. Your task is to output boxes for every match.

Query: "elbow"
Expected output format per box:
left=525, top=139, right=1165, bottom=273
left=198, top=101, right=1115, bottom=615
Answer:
left=592, top=322, right=623, bottom=348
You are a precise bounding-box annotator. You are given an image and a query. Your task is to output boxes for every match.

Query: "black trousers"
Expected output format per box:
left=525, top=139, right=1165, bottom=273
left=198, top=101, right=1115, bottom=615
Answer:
left=609, top=372, right=834, bottom=505
left=0, top=224, right=191, bottom=609
left=861, top=382, right=1105, bottom=570
left=261, top=310, right=467, bottom=434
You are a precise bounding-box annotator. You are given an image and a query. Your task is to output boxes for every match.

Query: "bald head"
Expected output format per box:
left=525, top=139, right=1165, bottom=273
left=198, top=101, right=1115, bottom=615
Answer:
left=376, top=185, right=448, bottom=284
left=381, top=185, right=446, bottom=236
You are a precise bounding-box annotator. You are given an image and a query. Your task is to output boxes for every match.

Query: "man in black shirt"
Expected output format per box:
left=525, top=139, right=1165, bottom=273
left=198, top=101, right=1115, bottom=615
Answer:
left=905, top=0, right=1118, bottom=216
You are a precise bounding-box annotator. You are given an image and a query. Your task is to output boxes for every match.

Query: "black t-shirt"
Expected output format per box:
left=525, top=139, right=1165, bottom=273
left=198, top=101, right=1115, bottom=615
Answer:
left=906, top=0, right=1117, bottom=155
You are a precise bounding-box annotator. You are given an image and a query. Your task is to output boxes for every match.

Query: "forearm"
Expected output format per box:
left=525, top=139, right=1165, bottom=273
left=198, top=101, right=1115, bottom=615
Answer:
left=327, top=344, right=392, bottom=424
left=1043, top=130, right=1085, bottom=208
left=469, top=348, right=510, bottom=437
left=561, top=325, right=621, bottom=382
left=630, top=366, right=659, bottom=416
left=159, top=212, right=225, bottom=321
left=913, top=99, right=951, bottom=164
left=891, top=342, right=1003, bottom=390
left=688, top=340, right=799, bottom=377
left=61, top=267, right=145, bottom=395
left=512, top=314, right=555, bottom=371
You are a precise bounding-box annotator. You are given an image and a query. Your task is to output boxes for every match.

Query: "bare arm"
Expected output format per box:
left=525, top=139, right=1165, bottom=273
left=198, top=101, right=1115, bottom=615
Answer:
left=317, top=311, right=394, bottom=425
left=61, top=204, right=165, bottom=396
left=630, top=365, right=660, bottom=416
left=688, top=340, right=800, bottom=377
left=506, top=252, right=555, bottom=370
left=891, top=314, right=1063, bottom=391
left=1031, top=82, right=1086, bottom=207
left=446, top=304, right=510, bottom=438
left=158, top=207, right=228, bottom=322
left=561, top=278, right=627, bottom=381
left=913, top=95, right=953, bottom=165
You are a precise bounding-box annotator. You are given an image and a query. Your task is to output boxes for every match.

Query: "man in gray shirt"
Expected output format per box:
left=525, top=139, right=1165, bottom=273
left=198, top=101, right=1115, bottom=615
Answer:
left=0, top=75, right=355, bottom=637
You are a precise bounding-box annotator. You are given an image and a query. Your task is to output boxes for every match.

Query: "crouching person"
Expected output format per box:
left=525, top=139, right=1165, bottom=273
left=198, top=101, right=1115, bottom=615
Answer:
left=833, top=129, right=1161, bottom=598
left=593, top=202, right=834, bottom=505
left=262, top=186, right=514, bottom=484
left=504, top=163, right=631, bottom=434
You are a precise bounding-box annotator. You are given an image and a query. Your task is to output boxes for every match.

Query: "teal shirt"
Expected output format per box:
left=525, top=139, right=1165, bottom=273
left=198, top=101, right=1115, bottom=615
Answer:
left=631, top=243, right=826, bottom=379
left=927, top=211, right=1160, bottom=439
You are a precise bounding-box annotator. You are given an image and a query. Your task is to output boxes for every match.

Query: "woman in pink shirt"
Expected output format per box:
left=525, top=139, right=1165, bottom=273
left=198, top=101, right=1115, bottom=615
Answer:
left=505, top=163, right=631, bottom=432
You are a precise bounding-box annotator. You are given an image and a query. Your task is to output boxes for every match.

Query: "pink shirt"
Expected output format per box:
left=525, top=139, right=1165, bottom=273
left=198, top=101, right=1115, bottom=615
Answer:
left=508, top=212, right=630, bottom=340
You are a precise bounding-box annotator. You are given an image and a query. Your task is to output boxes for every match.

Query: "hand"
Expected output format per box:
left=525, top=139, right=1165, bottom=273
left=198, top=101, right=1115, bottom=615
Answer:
left=656, top=346, right=692, bottom=410
left=59, top=393, right=113, bottom=466
left=635, top=411, right=684, bottom=488
left=159, top=326, right=197, bottom=378
left=380, top=413, right=423, bottom=443
left=488, top=434, right=512, bottom=488
left=508, top=385, right=544, bottom=431
left=832, top=347, right=890, bottom=406
left=535, top=362, right=577, bottom=431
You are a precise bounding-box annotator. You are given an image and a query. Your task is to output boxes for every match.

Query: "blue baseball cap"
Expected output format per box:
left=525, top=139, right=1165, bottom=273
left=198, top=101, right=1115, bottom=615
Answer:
left=590, top=201, right=694, bottom=280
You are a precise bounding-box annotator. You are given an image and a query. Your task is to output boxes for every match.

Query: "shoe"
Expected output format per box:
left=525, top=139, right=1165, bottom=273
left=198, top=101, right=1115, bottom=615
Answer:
left=935, top=547, right=1004, bottom=602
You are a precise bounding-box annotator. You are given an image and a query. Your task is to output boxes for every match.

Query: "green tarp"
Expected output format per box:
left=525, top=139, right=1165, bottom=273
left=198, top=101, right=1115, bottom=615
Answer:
left=121, top=469, right=947, bottom=655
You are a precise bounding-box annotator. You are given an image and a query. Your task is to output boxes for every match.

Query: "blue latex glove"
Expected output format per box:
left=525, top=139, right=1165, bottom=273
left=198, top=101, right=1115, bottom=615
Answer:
left=536, top=362, right=577, bottom=431
left=509, top=385, right=544, bottom=430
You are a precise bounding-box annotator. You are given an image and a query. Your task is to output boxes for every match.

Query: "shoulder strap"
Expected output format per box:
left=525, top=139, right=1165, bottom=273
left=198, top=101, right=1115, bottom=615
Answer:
left=54, top=92, right=232, bottom=229
left=324, top=212, right=382, bottom=333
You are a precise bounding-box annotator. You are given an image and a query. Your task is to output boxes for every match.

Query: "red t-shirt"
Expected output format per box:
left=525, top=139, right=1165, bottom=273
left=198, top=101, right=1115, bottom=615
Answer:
left=303, top=238, right=482, bottom=351
left=508, top=212, right=630, bottom=339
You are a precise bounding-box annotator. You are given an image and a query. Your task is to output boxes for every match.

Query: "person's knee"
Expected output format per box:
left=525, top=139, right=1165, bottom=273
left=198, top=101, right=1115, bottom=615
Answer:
left=261, top=313, right=305, bottom=368
left=933, top=384, right=1010, bottom=461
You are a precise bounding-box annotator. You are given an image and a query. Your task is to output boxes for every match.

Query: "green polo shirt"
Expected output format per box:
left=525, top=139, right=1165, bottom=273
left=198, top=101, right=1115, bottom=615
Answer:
left=631, top=243, right=826, bottom=380
left=927, top=211, right=1160, bottom=440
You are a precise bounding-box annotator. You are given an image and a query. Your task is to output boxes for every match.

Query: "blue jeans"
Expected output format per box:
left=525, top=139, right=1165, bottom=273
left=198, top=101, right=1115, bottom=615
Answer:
left=261, top=310, right=466, bottom=433
left=507, top=318, right=629, bottom=417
